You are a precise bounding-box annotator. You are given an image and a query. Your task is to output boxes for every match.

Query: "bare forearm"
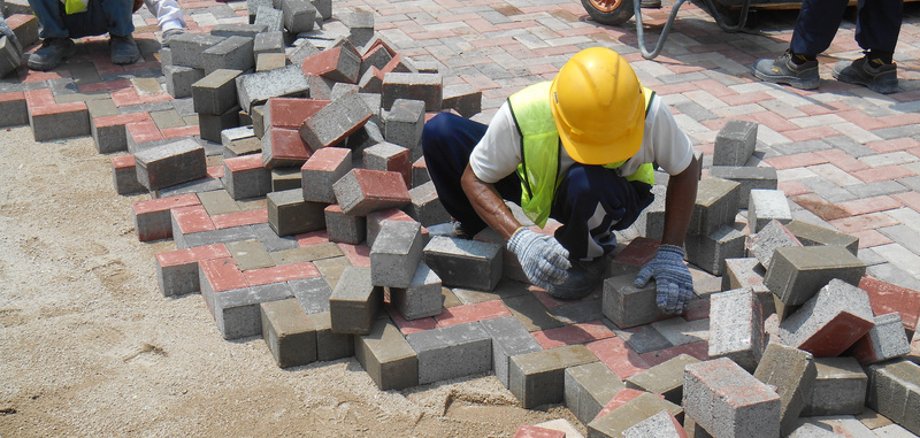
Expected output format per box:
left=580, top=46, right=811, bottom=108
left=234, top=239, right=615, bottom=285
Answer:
left=460, top=164, right=522, bottom=239
left=660, top=155, right=700, bottom=247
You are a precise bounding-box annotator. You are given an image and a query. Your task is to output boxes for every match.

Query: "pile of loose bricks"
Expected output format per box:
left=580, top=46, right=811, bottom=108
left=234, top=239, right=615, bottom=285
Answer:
left=4, top=0, right=919, bottom=434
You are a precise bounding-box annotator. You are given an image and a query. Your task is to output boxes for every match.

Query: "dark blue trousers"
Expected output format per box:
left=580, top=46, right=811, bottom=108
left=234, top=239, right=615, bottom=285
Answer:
left=30, top=0, right=135, bottom=39
left=790, top=0, right=902, bottom=56
left=422, top=112, right=653, bottom=261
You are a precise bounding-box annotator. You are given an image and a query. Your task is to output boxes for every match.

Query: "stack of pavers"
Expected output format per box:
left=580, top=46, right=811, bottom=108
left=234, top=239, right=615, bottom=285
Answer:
left=41, top=0, right=914, bottom=433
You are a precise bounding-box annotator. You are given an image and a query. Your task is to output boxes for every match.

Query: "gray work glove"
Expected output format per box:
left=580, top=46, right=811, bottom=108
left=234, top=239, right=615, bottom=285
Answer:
left=0, top=15, right=22, bottom=54
left=634, top=244, right=694, bottom=314
left=507, top=227, right=572, bottom=290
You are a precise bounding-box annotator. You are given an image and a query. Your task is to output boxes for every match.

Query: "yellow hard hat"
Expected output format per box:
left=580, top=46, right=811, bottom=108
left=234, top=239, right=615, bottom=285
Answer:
left=549, top=47, right=645, bottom=165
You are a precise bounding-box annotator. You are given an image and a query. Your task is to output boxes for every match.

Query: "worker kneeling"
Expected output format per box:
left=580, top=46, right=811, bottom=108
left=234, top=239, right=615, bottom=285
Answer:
left=422, top=47, right=700, bottom=314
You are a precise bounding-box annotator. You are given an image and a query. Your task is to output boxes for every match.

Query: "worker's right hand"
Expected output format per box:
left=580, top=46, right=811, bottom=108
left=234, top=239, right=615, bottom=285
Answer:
left=507, top=228, right=572, bottom=290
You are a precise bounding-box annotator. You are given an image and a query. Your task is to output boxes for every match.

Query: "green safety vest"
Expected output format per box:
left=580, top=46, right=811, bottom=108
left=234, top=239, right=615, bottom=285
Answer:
left=508, top=81, right=656, bottom=227
left=61, top=0, right=89, bottom=15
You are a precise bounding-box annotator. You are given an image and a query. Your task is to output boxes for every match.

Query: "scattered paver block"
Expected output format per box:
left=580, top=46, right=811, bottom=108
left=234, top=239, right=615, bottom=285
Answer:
left=324, top=204, right=366, bottom=244
left=223, top=154, right=271, bottom=200
left=169, top=32, right=225, bottom=69
left=602, top=274, right=668, bottom=329
left=260, top=298, right=318, bottom=368
left=265, top=97, right=329, bottom=130
left=626, top=353, right=700, bottom=405
left=198, top=104, right=241, bottom=143
left=226, top=239, right=274, bottom=272
left=342, top=9, right=373, bottom=47
left=802, top=357, right=867, bottom=416
left=406, top=181, right=451, bottom=227
left=0, top=92, right=28, bottom=127
left=134, top=139, right=207, bottom=191
left=222, top=126, right=261, bottom=157
left=171, top=205, right=216, bottom=248
left=371, top=220, right=424, bottom=288
left=748, top=220, right=803, bottom=270
left=564, top=361, right=624, bottom=425
left=192, top=69, right=243, bottom=116
left=93, top=112, right=150, bottom=154
left=709, top=166, right=777, bottom=206
left=306, top=311, right=355, bottom=361
left=685, top=224, right=745, bottom=276
left=301, top=146, right=352, bottom=203
left=236, top=65, right=309, bottom=113
left=850, top=313, right=911, bottom=365
left=859, top=276, right=920, bottom=333
left=480, top=316, right=542, bottom=389
left=330, top=267, right=382, bottom=335
left=253, top=31, right=284, bottom=58
left=778, top=279, right=875, bottom=357
left=363, top=141, right=411, bottom=186
left=155, top=244, right=230, bottom=297
left=406, top=322, right=492, bottom=384
left=164, top=65, right=204, bottom=98
left=256, top=52, right=288, bottom=72
left=262, top=126, right=311, bottom=168
left=764, top=245, right=866, bottom=306
left=753, top=343, right=817, bottom=435
left=354, top=317, right=418, bottom=390
left=708, top=288, right=764, bottom=371
left=242, top=261, right=320, bottom=286
left=201, top=261, right=296, bottom=339
left=301, top=45, right=361, bottom=84
left=623, top=411, right=686, bottom=438
left=29, top=101, right=90, bottom=142
left=442, top=84, right=482, bottom=118
left=271, top=168, right=301, bottom=191
left=254, top=5, right=283, bottom=32
left=683, top=358, right=781, bottom=438
left=509, top=344, right=598, bottom=409
left=390, top=263, right=443, bottom=320
left=748, top=189, right=793, bottom=233
left=366, top=208, right=415, bottom=248
left=513, top=425, right=564, bottom=438
left=785, top=219, right=859, bottom=255
left=210, top=23, right=268, bottom=39
left=588, top=391, right=683, bottom=438
left=423, top=236, right=502, bottom=292
left=381, top=72, right=443, bottom=111
left=290, top=276, right=332, bottom=314
left=866, top=359, right=920, bottom=436
left=267, top=188, right=325, bottom=237
left=713, top=120, right=757, bottom=167
left=332, top=168, right=410, bottom=216
left=201, top=36, right=254, bottom=76
left=384, top=98, right=425, bottom=158
left=412, top=156, right=429, bottom=188
left=132, top=193, right=200, bottom=241
left=282, top=0, right=316, bottom=34
left=690, top=177, right=740, bottom=236
left=299, top=92, right=373, bottom=150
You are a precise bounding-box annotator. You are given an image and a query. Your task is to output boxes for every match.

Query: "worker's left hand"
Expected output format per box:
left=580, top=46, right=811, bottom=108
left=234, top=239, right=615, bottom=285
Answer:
left=634, top=244, right=694, bottom=314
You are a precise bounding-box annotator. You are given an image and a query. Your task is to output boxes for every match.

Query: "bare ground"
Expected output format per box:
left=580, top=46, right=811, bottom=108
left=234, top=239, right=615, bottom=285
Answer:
left=0, top=126, right=580, bottom=437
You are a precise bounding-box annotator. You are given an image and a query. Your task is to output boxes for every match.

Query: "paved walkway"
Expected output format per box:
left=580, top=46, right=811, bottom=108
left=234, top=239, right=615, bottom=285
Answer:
left=2, top=1, right=919, bottom=287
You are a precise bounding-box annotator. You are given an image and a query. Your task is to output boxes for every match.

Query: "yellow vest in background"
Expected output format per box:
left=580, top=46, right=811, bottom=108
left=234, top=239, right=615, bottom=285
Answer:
left=62, top=0, right=89, bottom=15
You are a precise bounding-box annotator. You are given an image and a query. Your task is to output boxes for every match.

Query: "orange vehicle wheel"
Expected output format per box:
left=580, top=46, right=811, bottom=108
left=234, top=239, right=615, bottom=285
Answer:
left=582, top=0, right=635, bottom=25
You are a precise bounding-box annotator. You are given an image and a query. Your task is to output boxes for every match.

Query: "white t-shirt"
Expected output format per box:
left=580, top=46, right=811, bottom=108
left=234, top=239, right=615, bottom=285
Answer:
left=469, top=95, right=693, bottom=184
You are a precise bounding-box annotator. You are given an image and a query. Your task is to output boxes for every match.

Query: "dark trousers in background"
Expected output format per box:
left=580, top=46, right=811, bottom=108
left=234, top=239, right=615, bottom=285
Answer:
left=791, top=0, right=902, bottom=56
left=30, top=0, right=135, bottom=39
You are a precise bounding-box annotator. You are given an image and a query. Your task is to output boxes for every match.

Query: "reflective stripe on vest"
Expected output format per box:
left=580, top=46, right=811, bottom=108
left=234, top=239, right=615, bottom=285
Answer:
left=508, top=81, right=656, bottom=227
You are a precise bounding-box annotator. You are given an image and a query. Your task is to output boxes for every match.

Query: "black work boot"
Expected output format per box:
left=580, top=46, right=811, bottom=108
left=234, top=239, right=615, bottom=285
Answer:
left=833, top=56, right=898, bottom=94
left=752, top=50, right=820, bottom=90
left=27, top=38, right=76, bottom=71
left=110, top=35, right=140, bottom=65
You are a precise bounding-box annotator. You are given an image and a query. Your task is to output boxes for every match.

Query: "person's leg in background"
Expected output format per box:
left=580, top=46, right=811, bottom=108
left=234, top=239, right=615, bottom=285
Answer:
left=833, top=0, right=902, bottom=93
left=93, top=0, right=140, bottom=65
left=26, top=0, right=78, bottom=70
left=144, top=0, right=186, bottom=46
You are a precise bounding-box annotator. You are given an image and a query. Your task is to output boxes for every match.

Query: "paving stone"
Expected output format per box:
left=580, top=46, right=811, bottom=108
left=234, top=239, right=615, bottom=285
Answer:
left=602, top=274, right=668, bottom=329
left=748, top=189, right=793, bottom=233
left=250, top=222, right=299, bottom=252
left=690, top=177, right=740, bottom=236
left=362, top=141, right=411, bottom=186
left=384, top=98, right=425, bottom=159
left=254, top=5, right=283, bottom=32
left=708, top=288, right=764, bottom=371
left=289, top=276, right=332, bottom=314
left=587, top=391, right=684, bottom=438
left=222, top=125, right=260, bottom=157
left=329, top=267, right=382, bottom=335
left=271, top=168, right=302, bottom=191
left=683, top=358, right=781, bottom=438
left=200, top=36, right=254, bottom=76
left=253, top=31, right=285, bottom=58
left=406, top=322, right=491, bottom=384
left=324, top=204, right=366, bottom=245
left=346, top=119, right=384, bottom=164
left=382, top=72, right=442, bottom=111
left=301, top=45, right=361, bottom=84
left=859, top=276, right=920, bottom=333
left=301, top=144, right=352, bottom=203
left=206, top=279, right=295, bottom=340
left=198, top=105, right=241, bottom=143
left=365, top=208, right=414, bottom=248
left=370, top=220, right=424, bottom=288
left=287, top=41, right=319, bottom=68
left=236, top=65, right=309, bottom=113
left=112, top=155, right=148, bottom=196
left=340, top=9, right=373, bottom=47
left=155, top=244, right=230, bottom=297
left=264, top=97, right=328, bottom=131
left=713, top=120, right=758, bottom=167
left=134, top=139, right=207, bottom=191
left=223, top=154, right=271, bottom=200
left=299, top=92, right=372, bottom=151
left=226, top=239, right=274, bottom=271
left=564, top=361, right=624, bottom=425
left=685, top=224, right=745, bottom=276
left=764, top=245, right=866, bottom=306
left=170, top=205, right=216, bottom=249
left=252, top=104, right=266, bottom=138
left=442, top=84, right=482, bottom=118
left=625, top=353, right=699, bottom=405
left=851, top=313, right=911, bottom=365
left=778, top=279, right=875, bottom=357
left=752, top=343, right=817, bottom=435
left=306, top=74, right=335, bottom=100
left=305, top=311, right=355, bottom=361
left=92, top=113, right=147, bottom=154
left=332, top=169, right=410, bottom=216
left=267, top=188, right=325, bottom=237
left=777, top=221, right=856, bottom=257
left=178, top=225, right=260, bottom=249
left=0, top=92, right=27, bottom=127
left=513, top=425, right=565, bottom=438
left=282, top=0, right=315, bottom=34
left=509, top=344, right=598, bottom=409
left=29, top=101, right=90, bottom=142
left=623, top=411, right=686, bottom=438
left=132, top=193, right=200, bottom=241
left=310, top=0, right=330, bottom=19
left=261, top=126, right=310, bottom=169
left=423, top=236, right=502, bottom=292
left=480, top=316, right=542, bottom=389
left=867, top=359, right=920, bottom=435
left=355, top=317, right=418, bottom=390
left=748, top=219, right=803, bottom=270
left=170, top=32, right=225, bottom=69
left=192, top=69, right=243, bottom=116
left=360, top=45, right=391, bottom=79
left=210, top=23, right=268, bottom=39
left=270, top=243, right=341, bottom=265
left=391, top=263, right=443, bottom=320
left=802, top=357, right=867, bottom=416
left=411, top=156, right=429, bottom=188
left=260, top=298, right=318, bottom=367
left=162, top=65, right=204, bottom=99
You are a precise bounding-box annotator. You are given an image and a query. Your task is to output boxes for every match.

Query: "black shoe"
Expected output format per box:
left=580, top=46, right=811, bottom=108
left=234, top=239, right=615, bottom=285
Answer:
left=160, top=28, right=185, bottom=48
left=640, top=0, right=662, bottom=8
left=546, top=257, right=607, bottom=301
left=110, top=35, right=140, bottom=65
left=832, top=56, right=898, bottom=94
left=27, top=38, right=76, bottom=71
left=752, top=50, right=819, bottom=90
